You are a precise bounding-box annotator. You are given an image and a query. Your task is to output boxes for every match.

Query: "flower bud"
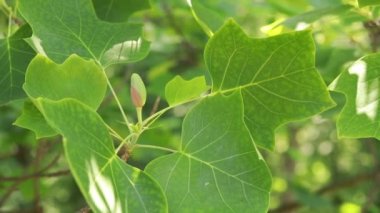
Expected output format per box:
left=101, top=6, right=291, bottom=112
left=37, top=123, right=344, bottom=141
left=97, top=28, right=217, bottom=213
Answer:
left=130, top=73, right=146, bottom=108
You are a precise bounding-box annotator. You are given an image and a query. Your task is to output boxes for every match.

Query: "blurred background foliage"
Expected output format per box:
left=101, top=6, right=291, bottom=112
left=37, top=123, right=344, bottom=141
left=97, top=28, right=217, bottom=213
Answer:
left=0, top=0, right=380, bottom=212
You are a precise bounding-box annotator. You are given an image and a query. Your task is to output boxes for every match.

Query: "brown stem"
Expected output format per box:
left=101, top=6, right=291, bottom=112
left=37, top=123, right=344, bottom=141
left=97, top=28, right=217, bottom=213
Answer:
left=150, top=96, right=161, bottom=116
left=78, top=206, right=91, bottom=213
left=363, top=19, right=380, bottom=52
left=33, top=142, right=43, bottom=212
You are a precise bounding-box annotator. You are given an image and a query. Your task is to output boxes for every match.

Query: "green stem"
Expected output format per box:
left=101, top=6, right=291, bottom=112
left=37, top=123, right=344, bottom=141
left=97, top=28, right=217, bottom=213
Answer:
left=136, top=107, right=143, bottom=126
left=115, top=134, right=136, bottom=154
left=106, top=124, right=123, bottom=141
left=105, top=77, right=133, bottom=132
left=134, top=144, right=177, bottom=153
left=143, top=91, right=216, bottom=128
left=186, top=0, right=213, bottom=37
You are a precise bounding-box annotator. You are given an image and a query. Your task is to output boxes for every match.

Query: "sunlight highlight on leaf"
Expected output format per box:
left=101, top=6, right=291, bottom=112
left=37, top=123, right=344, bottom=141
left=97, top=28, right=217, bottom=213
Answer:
left=88, top=159, right=122, bottom=213
left=35, top=98, right=168, bottom=213
left=330, top=53, right=380, bottom=139
left=348, top=60, right=378, bottom=120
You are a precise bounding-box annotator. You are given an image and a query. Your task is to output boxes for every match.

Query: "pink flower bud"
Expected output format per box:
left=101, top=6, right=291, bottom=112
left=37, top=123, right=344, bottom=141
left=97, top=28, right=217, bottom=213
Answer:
left=130, top=73, right=146, bottom=108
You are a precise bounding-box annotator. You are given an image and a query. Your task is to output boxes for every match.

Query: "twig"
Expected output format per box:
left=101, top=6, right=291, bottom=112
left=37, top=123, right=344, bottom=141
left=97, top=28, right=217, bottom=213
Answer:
left=33, top=142, right=44, bottom=212
left=0, top=151, right=17, bottom=160
left=0, top=144, right=63, bottom=207
left=150, top=96, right=161, bottom=116
left=78, top=206, right=91, bottom=213
left=0, top=182, right=20, bottom=206
left=363, top=19, right=380, bottom=52
left=0, top=170, right=70, bottom=182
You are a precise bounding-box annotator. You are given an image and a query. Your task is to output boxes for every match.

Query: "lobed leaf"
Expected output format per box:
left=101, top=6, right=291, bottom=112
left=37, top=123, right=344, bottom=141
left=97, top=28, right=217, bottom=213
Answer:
left=0, top=25, right=36, bottom=105
left=37, top=98, right=168, bottom=213
left=14, top=101, right=57, bottom=139
left=18, top=0, right=150, bottom=67
left=205, top=19, right=335, bottom=150
left=330, top=53, right=380, bottom=139
left=24, top=54, right=107, bottom=109
left=17, top=54, right=107, bottom=139
left=165, top=76, right=209, bottom=106
left=146, top=92, right=271, bottom=213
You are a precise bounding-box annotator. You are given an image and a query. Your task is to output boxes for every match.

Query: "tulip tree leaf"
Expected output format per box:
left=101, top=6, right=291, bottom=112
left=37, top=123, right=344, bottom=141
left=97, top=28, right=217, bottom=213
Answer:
left=205, top=19, right=335, bottom=150
left=24, top=54, right=107, bottom=109
left=92, top=0, right=150, bottom=22
left=36, top=98, right=167, bottom=213
left=146, top=92, right=271, bottom=213
left=14, top=101, right=57, bottom=139
left=165, top=76, right=209, bottom=106
left=0, top=25, right=36, bottom=105
left=329, top=53, right=380, bottom=139
left=18, top=0, right=150, bottom=67
left=17, top=54, right=107, bottom=139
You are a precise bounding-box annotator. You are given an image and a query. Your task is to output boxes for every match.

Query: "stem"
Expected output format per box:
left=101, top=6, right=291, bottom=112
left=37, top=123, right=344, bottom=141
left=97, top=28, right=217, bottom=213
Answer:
left=143, top=91, right=214, bottom=128
left=106, top=124, right=123, bottom=141
left=143, top=106, right=173, bottom=127
left=105, top=77, right=132, bottom=132
left=134, top=144, right=177, bottom=153
left=186, top=0, right=213, bottom=37
left=115, top=134, right=136, bottom=154
left=136, top=107, right=143, bottom=126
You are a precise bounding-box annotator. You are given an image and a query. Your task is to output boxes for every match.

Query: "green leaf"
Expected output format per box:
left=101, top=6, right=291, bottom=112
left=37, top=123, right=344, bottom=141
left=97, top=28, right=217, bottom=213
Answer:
left=358, top=0, right=380, bottom=7
left=18, top=0, right=150, bottom=67
left=23, top=54, right=107, bottom=110
left=205, top=19, right=335, bottom=150
left=329, top=53, right=380, bottom=139
left=165, top=76, right=209, bottom=106
left=92, top=0, right=150, bottom=22
left=37, top=98, right=167, bottom=213
left=146, top=92, right=271, bottom=212
left=14, top=101, right=57, bottom=139
left=0, top=25, right=36, bottom=105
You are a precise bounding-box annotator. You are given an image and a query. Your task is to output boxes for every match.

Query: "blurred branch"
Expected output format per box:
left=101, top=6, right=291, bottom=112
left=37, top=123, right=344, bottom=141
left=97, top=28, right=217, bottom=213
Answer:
left=0, top=170, right=70, bottom=206
left=150, top=96, right=161, bottom=116
left=78, top=206, right=91, bottom=213
left=0, top=151, right=17, bottom=160
left=271, top=169, right=380, bottom=213
left=33, top=142, right=44, bottom=212
left=362, top=139, right=380, bottom=211
left=363, top=19, right=380, bottom=52
left=161, top=2, right=198, bottom=68
left=0, top=141, right=66, bottom=207
left=0, top=170, right=70, bottom=182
